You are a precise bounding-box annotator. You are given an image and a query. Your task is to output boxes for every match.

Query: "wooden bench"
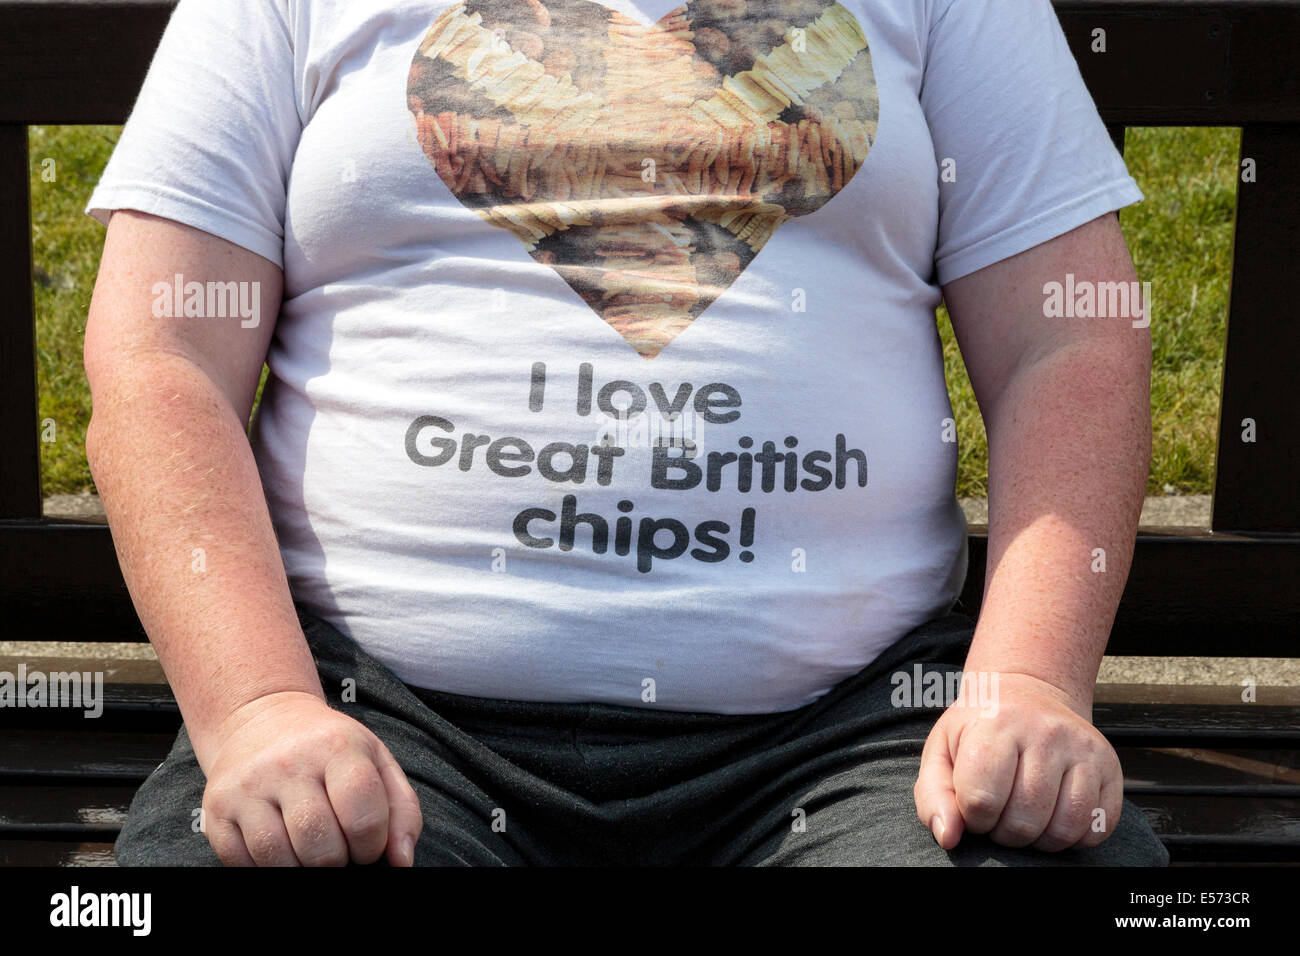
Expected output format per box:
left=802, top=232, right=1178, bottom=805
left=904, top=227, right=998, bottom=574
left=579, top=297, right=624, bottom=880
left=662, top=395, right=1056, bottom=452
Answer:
left=1, top=0, right=1297, bottom=866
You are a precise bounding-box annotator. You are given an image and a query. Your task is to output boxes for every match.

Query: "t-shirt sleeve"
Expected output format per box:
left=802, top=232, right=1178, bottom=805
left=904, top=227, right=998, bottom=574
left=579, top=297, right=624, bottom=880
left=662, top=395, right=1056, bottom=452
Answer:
left=922, top=0, right=1143, bottom=287
left=84, top=0, right=301, bottom=268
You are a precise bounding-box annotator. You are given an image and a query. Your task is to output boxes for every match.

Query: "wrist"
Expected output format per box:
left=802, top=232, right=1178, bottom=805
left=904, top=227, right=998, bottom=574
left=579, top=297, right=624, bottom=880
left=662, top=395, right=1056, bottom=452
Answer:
left=962, top=619, right=1103, bottom=718
left=960, top=659, right=1095, bottom=720
left=192, top=686, right=329, bottom=770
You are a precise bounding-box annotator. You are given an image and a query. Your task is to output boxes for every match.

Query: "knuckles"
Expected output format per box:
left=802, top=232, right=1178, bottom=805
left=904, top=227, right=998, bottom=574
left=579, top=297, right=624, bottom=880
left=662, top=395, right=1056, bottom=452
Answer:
left=1041, top=819, right=1087, bottom=848
left=243, top=827, right=288, bottom=864
left=342, top=806, right=388, bottom=844
left=994, top=816, right=1042, bottom=846
left=199, top=714, right=388, bottom=867
left=956, top=787, right=1003, bottom=822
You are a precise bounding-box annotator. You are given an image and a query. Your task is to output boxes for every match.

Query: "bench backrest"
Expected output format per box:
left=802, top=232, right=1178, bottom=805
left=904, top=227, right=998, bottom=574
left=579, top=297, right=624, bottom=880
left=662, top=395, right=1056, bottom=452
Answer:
left=0, top=0, right=1296, bottom=654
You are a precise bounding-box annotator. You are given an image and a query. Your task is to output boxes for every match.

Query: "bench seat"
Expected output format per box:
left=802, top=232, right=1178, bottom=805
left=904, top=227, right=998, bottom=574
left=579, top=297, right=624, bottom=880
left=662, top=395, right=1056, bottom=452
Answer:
left=2, top=653, right=1296, bottom=865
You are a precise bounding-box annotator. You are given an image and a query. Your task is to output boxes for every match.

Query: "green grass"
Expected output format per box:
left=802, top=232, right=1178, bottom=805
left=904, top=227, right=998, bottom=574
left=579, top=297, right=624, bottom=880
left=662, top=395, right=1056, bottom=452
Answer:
left=935, top=125, right=1239, bottom=497
left=30, top=125, right=121, bottom=496
left=32, top=125, right=1241, bottom=499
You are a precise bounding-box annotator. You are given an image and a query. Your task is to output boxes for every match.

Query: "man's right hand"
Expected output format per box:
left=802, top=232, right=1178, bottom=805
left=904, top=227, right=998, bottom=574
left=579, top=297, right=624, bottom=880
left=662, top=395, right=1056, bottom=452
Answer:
left=200, top=691, right=423, bottom=866
left=85, top=212, right=422, bottom=868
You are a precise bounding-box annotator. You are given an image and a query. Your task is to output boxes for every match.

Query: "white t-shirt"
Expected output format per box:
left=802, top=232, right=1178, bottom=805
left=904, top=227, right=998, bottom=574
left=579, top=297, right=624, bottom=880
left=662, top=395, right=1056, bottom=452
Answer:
left=87, top=0, right=1143, bottom=713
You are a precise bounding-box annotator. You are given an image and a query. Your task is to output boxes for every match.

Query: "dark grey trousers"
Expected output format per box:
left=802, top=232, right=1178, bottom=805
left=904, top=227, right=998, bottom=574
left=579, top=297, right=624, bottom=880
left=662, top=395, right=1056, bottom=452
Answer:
left=115, top=607, right=1170, bottom=866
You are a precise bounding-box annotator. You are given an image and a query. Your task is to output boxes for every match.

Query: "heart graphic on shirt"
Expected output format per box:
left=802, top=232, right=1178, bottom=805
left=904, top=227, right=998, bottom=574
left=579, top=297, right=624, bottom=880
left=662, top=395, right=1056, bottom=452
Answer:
left=408, top=0, right=878, bottom=358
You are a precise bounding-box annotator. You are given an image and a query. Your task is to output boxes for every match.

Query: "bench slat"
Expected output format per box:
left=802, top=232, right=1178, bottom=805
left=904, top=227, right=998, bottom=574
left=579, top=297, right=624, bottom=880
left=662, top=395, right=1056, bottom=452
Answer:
left=1212, top=123, right=1300, bottom=534
left=1097, top=703, right=1300, bottom=746
left=1, top=750, right=1290, bottom=829
left=1, top=799, right=1294, bottom=865
left=4, top=525, right=1298, bottom=656
left=963, top=533, right=1300, bottom=656
left=0, top=784, right=135, bottom=831
left=0, top=729, right=174, bottom=780
left=1, top=690, right=1295, bottom=746
left=0, top=123, right=39, bottom=520
left=0, top=840, right=116, bottom=867
left=1133, top=795, right=1300, bottom=862
left=0, top=1, right=176, bottom=125
left=0, top=746, right=1293, bottom=865
left=1, top=2, right=1297, bottom=125
left=1119, top=747, right=1300, bottom=791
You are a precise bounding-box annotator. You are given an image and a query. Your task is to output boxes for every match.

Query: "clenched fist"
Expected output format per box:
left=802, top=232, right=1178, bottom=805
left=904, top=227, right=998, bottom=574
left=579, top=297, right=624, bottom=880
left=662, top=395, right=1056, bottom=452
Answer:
left=200, top=691, right=423, bottom=866
left=914, top=673, right=1123, bottom=852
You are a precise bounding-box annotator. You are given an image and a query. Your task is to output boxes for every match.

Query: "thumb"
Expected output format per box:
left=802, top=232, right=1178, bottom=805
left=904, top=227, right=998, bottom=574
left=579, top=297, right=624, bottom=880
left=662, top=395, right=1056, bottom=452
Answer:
left=374, top=745, right=423, bottom=867
left=914, top=724, right=964, bottom=851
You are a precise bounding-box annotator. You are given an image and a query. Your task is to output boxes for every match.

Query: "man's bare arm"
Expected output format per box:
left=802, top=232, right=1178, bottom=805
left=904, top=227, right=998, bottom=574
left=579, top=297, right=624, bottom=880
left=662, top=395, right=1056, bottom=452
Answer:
left=914, top=212, right=1151, bottom=850
left=946, top=211, right=1151, bottom=703
left=85, top=211, right=319, bottom=758
left=85, top=211, right=421, bottom=865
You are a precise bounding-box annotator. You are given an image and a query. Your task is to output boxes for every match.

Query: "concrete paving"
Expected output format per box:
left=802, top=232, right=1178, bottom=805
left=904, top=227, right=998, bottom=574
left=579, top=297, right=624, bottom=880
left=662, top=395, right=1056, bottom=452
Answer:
left=959, top=495, right=1212, bottom=528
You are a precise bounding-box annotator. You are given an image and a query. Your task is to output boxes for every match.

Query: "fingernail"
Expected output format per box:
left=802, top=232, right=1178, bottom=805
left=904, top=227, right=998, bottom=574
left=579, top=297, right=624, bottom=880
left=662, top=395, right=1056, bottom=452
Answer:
left=402, top=835, right=415, bottom=866
left=930, top=815, right=945, bottom=845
